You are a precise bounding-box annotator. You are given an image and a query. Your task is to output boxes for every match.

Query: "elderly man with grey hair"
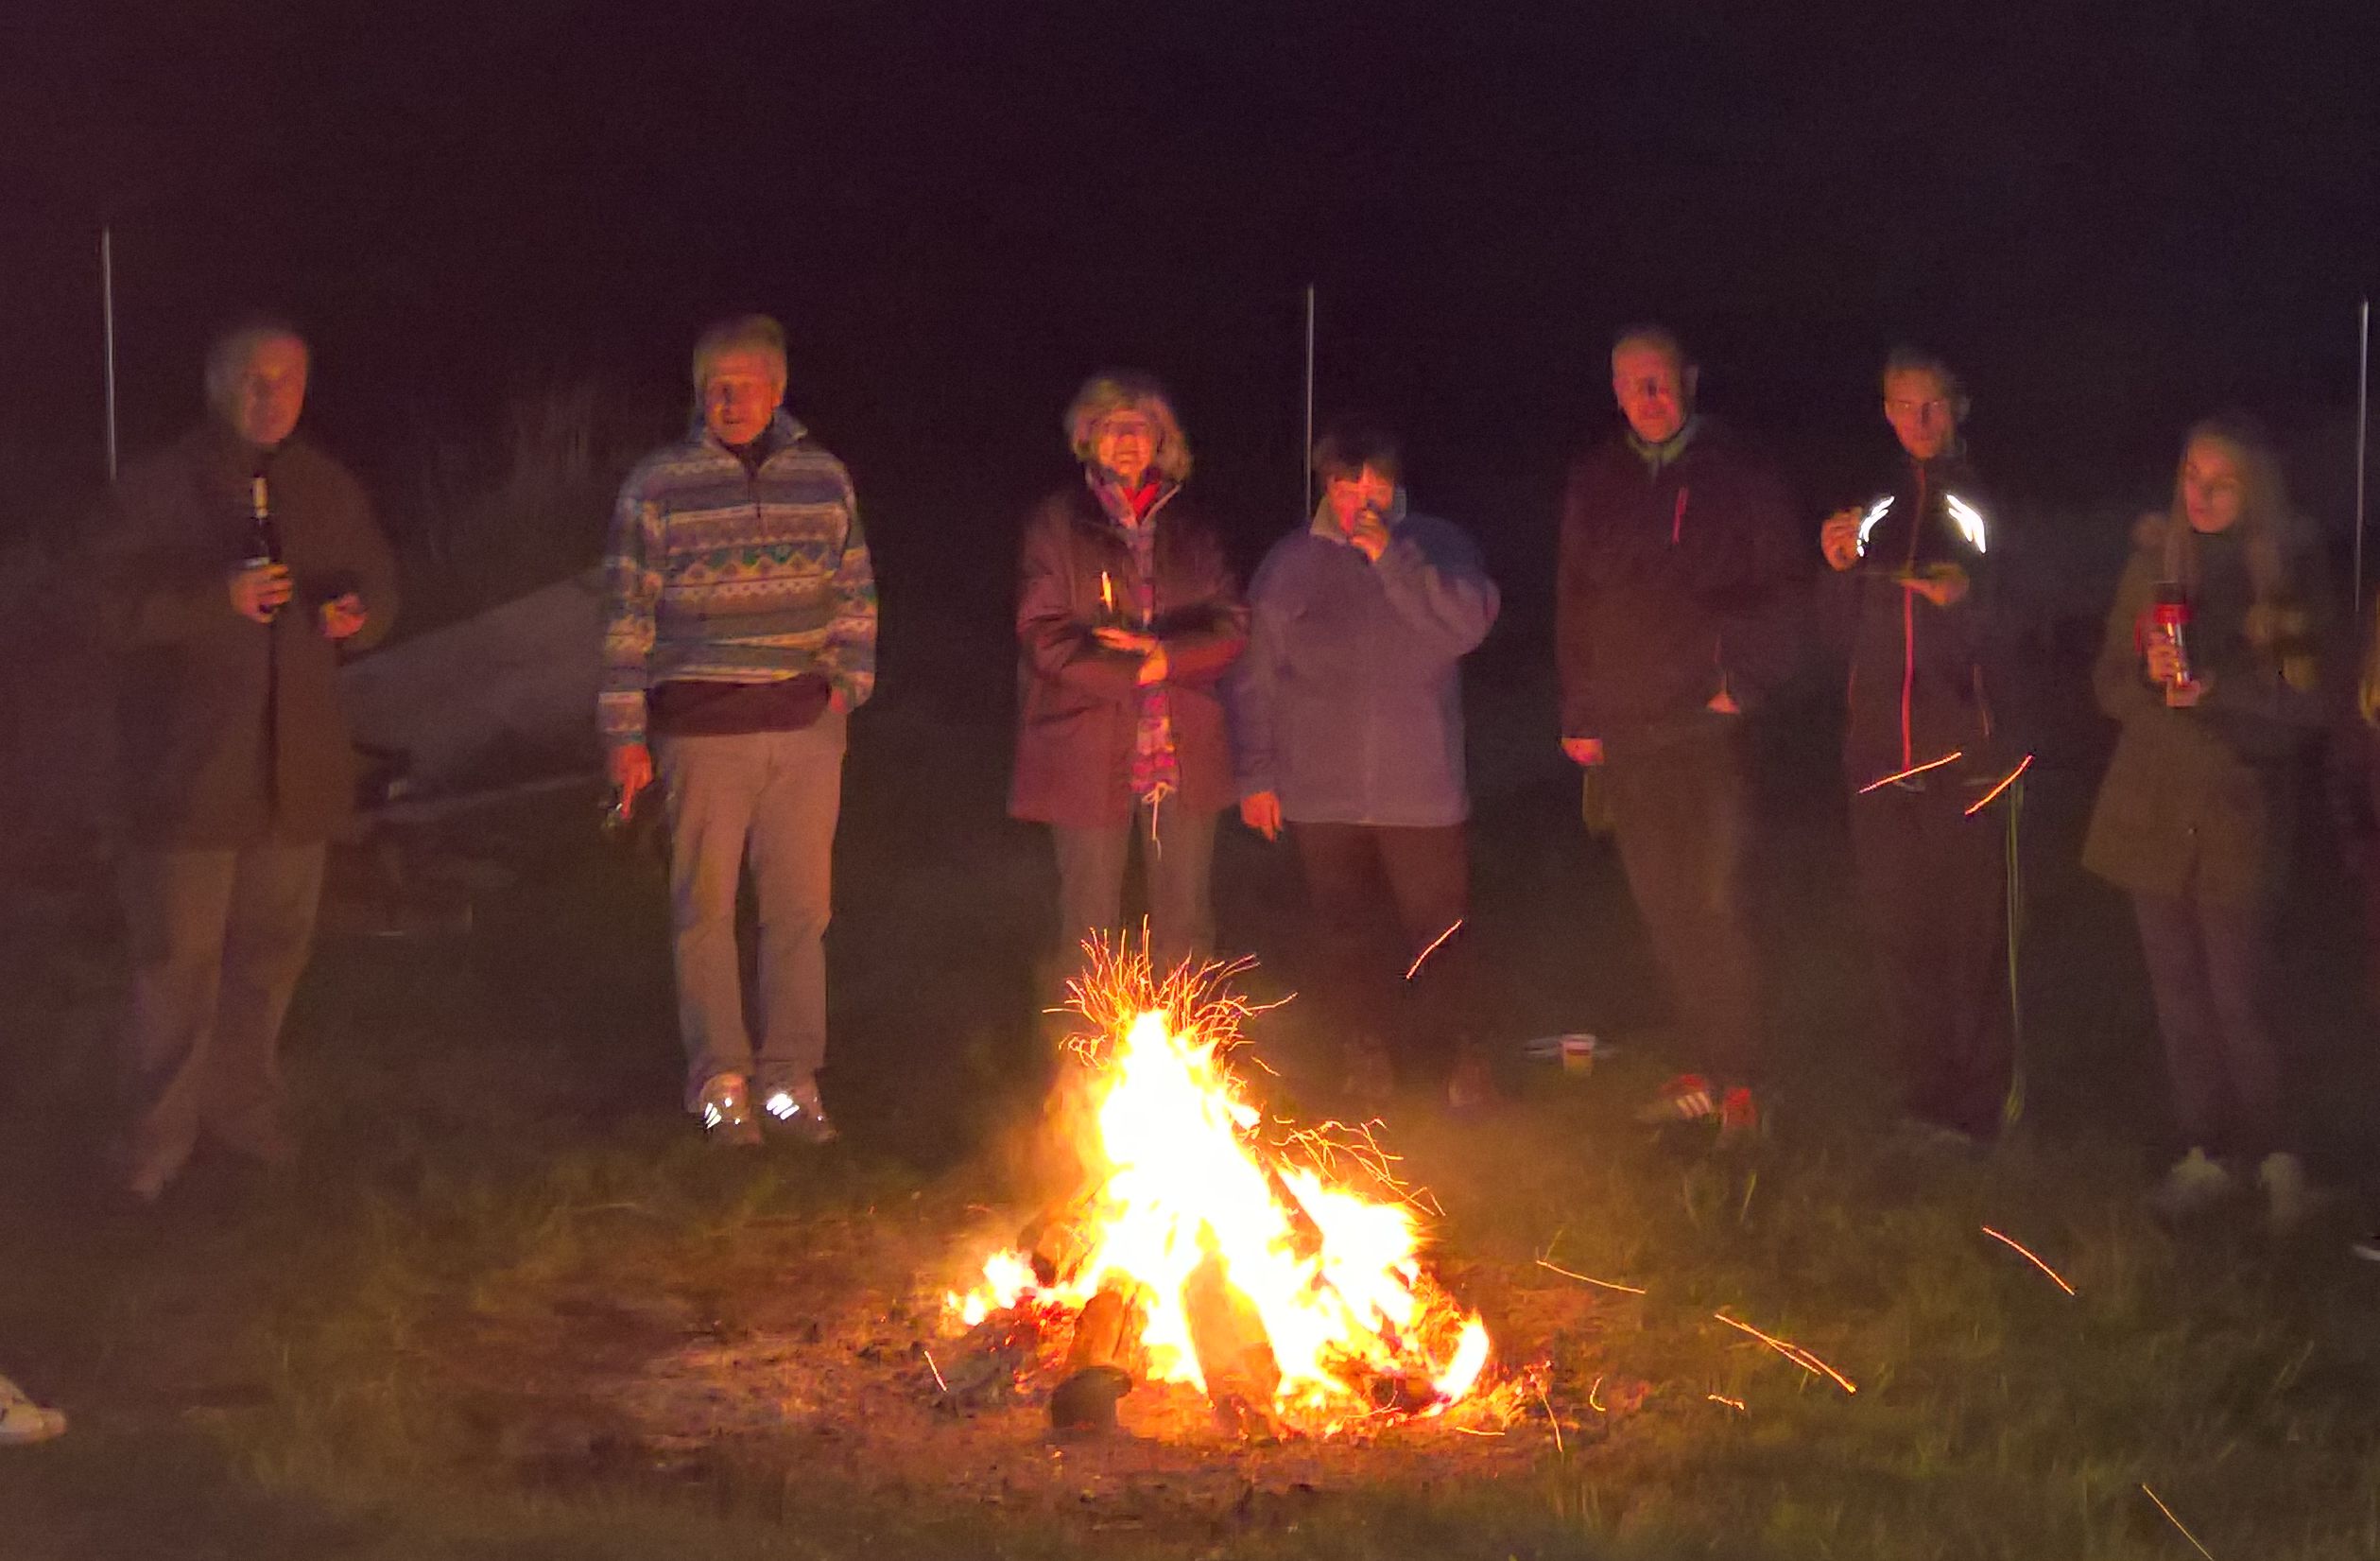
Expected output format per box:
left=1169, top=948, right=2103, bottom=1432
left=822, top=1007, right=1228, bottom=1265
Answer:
left=91, top=317, right=398, bottom=1205
left=602, top=314, right=877, bottom=1147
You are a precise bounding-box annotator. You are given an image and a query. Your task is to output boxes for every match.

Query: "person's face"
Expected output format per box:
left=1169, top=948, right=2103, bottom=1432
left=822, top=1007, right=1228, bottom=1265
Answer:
left=1091, top=408, right=1161, bottom=486
left=220, top=336, right=309, bottom=448
left=1325, top=465, right=1397, bottom=531
left=2181, top=438, right=2248, bottom=535
left=1611, top=342, right=1695, bottom=445
left=1883, top=368, right=1959, bottom=461
left=701, top=350, right=786, bottom=447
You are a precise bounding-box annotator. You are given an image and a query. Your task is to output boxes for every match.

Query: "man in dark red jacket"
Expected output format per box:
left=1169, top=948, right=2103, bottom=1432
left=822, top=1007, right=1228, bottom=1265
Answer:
left=92, top=319, right=397, bottom=1204
left=1818, top=347, right=2023, bottom=1146
left=1558, top=326, right=1807, bottom=1144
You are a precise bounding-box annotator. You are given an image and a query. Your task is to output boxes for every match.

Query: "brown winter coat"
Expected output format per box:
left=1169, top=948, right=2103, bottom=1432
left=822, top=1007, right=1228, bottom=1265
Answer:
left=2081, top=513, right=2324, bottom=905
left=93, top=420, right=398, bottom=847
left=1009, top=481, right=1247, bottom=827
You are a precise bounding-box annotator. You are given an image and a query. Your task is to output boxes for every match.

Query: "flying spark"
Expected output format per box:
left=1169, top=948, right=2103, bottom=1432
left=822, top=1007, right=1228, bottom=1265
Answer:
left=1404, top=919, right=1464, bottom=981
left=1535, top=1257, right=1648, bottom=1295
left=1980, top=1224, right=2077, bottom=1296
left=1713, top=1310, right=1857, bottom=1395
left=1962, top=754, right=2034, bottom=817
left=1858, top=750, right=1964, bottom=793
left=2141, top=1483, right=2218, bottom=1560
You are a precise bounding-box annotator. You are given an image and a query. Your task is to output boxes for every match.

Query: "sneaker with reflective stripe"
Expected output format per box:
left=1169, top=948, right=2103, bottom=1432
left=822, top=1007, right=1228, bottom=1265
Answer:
left=1715, top=1086, right=1763, bottom=1150
left=760, top=1082, right=837, bottom=1145
left=698, top=1073, right=762, bottom=1148
left=1635, top=1073, right=1720, bottom=1126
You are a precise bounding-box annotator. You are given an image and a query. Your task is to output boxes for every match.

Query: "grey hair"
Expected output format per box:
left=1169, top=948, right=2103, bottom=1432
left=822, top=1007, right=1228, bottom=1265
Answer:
left=203, top=316, right=307, bottom=407
left=691, top=314, right=788, bottom=390
left=1062, top=371, right=1192, bottom=482
left=1611, top=322, right=1692, bottom=372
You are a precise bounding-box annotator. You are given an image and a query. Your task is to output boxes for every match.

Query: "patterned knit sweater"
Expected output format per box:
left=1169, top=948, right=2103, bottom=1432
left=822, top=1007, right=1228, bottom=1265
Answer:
left=600, top=411, right=877, bottom=748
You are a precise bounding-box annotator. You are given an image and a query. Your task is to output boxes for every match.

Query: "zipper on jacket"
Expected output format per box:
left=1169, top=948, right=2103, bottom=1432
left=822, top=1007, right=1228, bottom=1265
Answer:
left=1899, top=462, right=1926, bottom=767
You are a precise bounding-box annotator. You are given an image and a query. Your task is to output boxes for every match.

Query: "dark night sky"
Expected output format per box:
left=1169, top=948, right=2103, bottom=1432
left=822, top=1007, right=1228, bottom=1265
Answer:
left=4, top=0, right=2376, bottom=644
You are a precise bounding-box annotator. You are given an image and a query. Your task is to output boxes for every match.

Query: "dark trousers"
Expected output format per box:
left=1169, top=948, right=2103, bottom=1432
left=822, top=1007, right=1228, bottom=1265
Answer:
left=1292, top=822, right=1475, bottom=1079
left=1051, top=801, right=1218, bottom=977
left=1850, top=782, right=2011, bottom=1137
left=2132, top=892, right=2284, bottom=1159
left=1603, top=721, right=1763, bottom=1084
left=116, top=841, right=327, bottom=1193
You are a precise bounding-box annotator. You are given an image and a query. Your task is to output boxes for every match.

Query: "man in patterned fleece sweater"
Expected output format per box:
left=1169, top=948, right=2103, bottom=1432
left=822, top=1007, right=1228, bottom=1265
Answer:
left=601, top=315, right=876, bottom=1146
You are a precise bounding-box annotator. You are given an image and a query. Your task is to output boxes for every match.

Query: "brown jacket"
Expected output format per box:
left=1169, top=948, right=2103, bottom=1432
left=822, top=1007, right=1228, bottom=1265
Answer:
left=94, top=420, right=398, bottom=847
left=2081, top=513, right=2325, bottom=905
left=1009, top=481, right=1246, bottom=827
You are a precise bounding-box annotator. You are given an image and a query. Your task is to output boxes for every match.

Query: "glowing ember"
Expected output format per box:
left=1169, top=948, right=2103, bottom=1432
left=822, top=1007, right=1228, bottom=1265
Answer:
left=946, top=945, right=1493, bottom=1432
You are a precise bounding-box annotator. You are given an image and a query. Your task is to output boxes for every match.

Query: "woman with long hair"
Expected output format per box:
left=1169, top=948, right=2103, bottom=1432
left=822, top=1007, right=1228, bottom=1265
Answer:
left=1009, top=372, right=1247, bottom=980
left=2082, top=414, right=2327, bottom=1226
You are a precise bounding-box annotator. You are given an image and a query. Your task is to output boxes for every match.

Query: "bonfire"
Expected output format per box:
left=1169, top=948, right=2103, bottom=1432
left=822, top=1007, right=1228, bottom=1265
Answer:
left=944, top=944, right=1496, bottom=1438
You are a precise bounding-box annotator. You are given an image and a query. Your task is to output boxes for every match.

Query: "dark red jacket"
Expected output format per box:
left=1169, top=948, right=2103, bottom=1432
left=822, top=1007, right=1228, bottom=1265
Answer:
left=1832, top=451, right=2010, bottom=790
left=1557, top=419, right=1807, bottom=756
left=92, top=421, right=398, bottom=847
left=1009, top=481, right=1248, bottom=826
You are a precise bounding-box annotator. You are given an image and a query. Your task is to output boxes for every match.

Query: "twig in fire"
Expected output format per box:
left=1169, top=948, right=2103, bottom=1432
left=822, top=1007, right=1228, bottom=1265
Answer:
left=1711, top=1310, right=1858, bottom=1395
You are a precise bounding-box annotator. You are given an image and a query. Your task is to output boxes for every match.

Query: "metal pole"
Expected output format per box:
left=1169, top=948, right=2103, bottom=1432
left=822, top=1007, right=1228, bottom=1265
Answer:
left=2356, top=297, right=2370, bottom=616
left=102, top=227, right=119, bottom=481
left=1301, top=285, right=1316, bottom=514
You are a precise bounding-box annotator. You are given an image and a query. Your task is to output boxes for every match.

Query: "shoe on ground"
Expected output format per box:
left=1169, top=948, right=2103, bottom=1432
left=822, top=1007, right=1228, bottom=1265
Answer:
left=2257, top=1151, right=2314, bottom=1231
left=0, top=1375, right=65, bottom=1447
left=1635, top=1073, right=1720, bottom=1126
left=759, top=1080, right=838, bottom=1145
left=1444, top=1050, right=1494, bottom=1113
left=697, top=1073, right=763, bottom=1148
left=1715, top=1086, right=1763, bottom=1151
left=2150, top=1147, right=2235, bottom=1222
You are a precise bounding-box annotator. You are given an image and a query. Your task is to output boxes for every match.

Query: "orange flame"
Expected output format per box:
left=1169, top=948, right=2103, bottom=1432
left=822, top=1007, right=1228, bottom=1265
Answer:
left=947, top=944, right=1492, bottom=1430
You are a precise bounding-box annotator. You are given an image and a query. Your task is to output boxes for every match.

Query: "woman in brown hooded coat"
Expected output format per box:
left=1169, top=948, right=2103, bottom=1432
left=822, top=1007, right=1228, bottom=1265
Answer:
left=2082, top=415, right=2326, bottom=1227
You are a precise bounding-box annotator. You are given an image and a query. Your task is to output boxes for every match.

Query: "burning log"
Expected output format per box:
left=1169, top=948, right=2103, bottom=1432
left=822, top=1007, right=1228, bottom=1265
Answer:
left=1183, top=1250, right=1284, bottom=1441
left=1048, top=1279, right=1149, bottom=1434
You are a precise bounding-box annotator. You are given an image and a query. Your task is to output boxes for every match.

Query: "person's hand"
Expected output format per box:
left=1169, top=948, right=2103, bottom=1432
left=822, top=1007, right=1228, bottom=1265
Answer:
left=1348, top=512, right=1391, bottom=563
left=608, top=742, right=654, bottom=818
left=1902, top=564, right=1970, bottom=609
left=229, top=562, right=294, bottom=623
left=1819, top=509, right=1865, bottom=572
left=1093, top=625, right=1157, bottom=655
left=1239, top=790, right=1283, bottom=841
left=2143, top=633, right=2184, bottom=687
left=318, top=591, right=367, bottom=641
left=1561, top=737, right=1605, bottom=766
left=2163, top=670, right=2213, bottom=708
left=1137, top=642, right=1169, bottom=685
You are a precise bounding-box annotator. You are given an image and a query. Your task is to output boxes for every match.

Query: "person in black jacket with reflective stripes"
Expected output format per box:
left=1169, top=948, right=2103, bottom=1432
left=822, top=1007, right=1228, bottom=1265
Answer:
left=1819, top=347, right=2026, bottom=1147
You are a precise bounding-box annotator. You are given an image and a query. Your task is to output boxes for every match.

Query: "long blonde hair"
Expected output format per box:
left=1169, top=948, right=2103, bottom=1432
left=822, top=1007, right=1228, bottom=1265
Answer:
left=2165, top=415, right=2318, bottom=696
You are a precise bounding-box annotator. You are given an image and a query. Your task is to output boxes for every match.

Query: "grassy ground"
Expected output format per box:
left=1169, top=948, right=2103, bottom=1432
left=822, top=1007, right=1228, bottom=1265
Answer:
left=4, top=660, right=2379, bottom=1559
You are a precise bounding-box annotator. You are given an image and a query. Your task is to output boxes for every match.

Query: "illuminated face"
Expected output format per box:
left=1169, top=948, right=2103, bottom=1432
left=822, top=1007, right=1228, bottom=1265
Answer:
left=1325, top=465, right=1397, bottom=532
left=221, top=335, right=309, bottom=448
left=1091, top=408, right=1161, bottom=486
left=1884, top=368, right=1959, bottom=461
left=701, top=349, right=786, bottom=448
left=1611, top=340, right=1695, bottom=446
left=2181, top=438, right=2247, bottom=535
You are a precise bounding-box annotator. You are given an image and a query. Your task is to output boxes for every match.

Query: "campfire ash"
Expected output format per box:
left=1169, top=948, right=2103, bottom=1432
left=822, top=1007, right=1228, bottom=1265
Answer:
left=944, top=945, right=1495, bottom=1439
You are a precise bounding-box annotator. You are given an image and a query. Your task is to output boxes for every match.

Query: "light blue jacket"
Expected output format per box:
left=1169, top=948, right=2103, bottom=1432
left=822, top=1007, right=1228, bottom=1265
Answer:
left=1231, top=494, right=1499, bottom=827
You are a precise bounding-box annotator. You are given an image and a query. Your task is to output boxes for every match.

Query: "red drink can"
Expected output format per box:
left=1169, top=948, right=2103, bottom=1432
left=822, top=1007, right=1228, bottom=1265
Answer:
left=2150, top=583, right=2193, bottom=686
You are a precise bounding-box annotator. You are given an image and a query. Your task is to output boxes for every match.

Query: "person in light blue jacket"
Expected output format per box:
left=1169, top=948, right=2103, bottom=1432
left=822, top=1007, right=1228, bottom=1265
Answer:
left=1233, top=424, right=1501, bottom=1106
